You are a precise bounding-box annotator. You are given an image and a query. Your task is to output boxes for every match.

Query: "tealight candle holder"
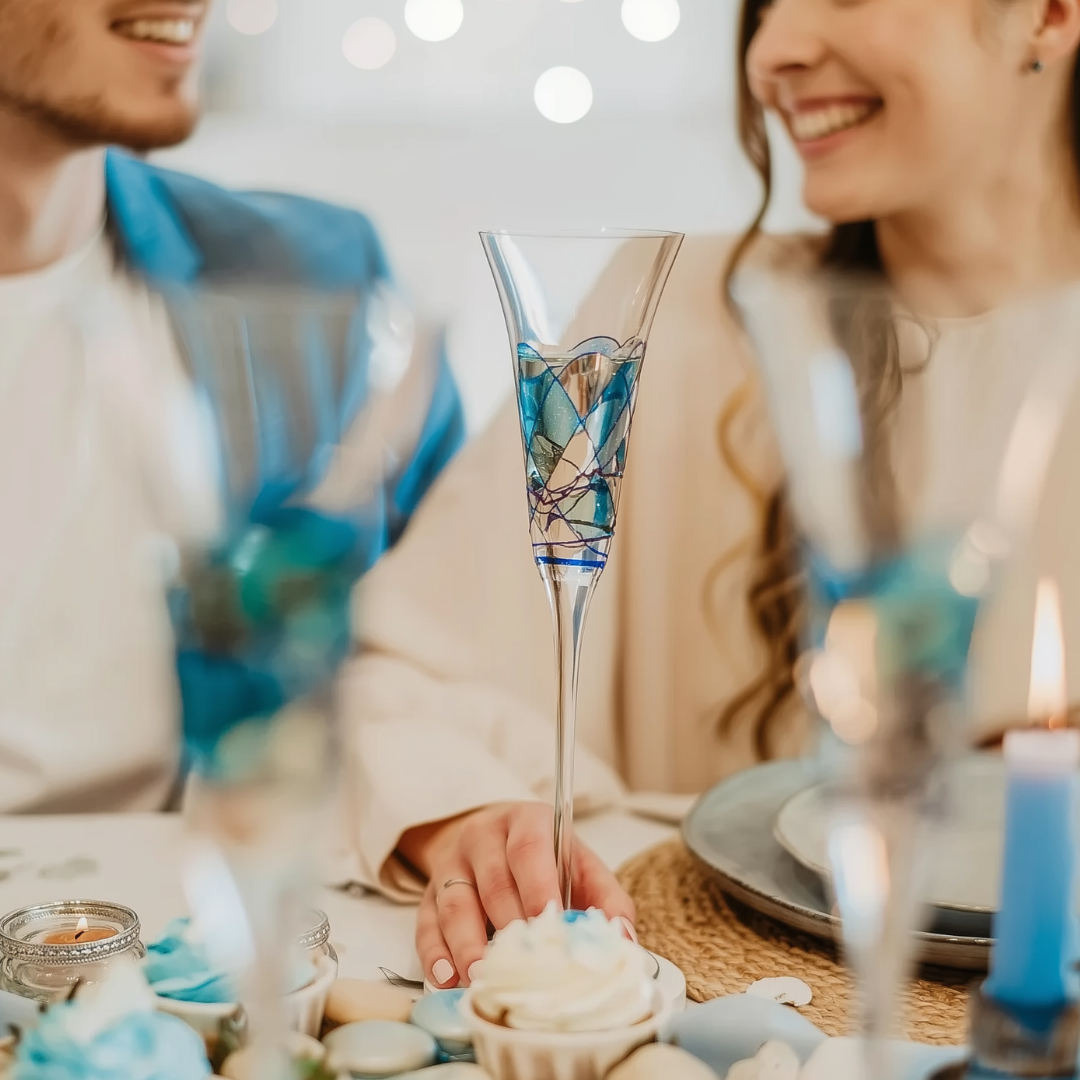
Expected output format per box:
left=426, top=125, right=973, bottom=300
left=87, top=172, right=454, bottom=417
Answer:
left=0, top=900, right=145, bottom=1003
left=297, top=908, right=337, bottom=965
left=290, top=908, right=339, bottom=1038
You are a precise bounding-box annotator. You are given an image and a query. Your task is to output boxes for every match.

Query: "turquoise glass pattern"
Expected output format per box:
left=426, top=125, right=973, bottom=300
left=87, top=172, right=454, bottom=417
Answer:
left=516, top=337, right=643, bottom=574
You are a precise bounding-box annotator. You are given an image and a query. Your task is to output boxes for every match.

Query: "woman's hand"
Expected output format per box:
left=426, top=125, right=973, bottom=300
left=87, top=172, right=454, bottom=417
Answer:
left=401, top=801, right=637, bottom=989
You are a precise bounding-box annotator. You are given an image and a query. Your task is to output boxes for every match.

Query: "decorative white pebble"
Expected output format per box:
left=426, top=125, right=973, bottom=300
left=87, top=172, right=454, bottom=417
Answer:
left=325, top=978, right=416, bottom=1025
left=607, top=1043, right=720, bottom=1079
left=323, top=1019, right=438, bottom=1076
left=219, top=1033, right=325, bottom=1080
left=746, top=977, right=813, bottom=1008
left=725, top=1040, right=800, bottom=1080
left=410, top=988, right=472, bottom=1055
left=798, top=1037, right=865, bottom=1080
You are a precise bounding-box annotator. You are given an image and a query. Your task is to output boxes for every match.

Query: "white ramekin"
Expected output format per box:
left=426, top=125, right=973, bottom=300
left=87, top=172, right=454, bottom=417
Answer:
left=463, top=986, right=670, bottom=1080
left=153, top=996, right=238, bottom=1054
left=155, top=952, right=338, bottom=1046
left=283, top=953, right=338, bottom=1037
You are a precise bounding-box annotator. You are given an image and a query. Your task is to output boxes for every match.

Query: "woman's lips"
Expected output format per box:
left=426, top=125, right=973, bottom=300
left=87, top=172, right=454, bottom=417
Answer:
left=788, top=99, right=883, bottom=143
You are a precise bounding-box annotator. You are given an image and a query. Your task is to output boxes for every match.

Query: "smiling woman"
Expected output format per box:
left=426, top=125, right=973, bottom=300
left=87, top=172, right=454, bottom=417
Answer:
left=741, top=0, right=1080, bottom=246
left=721, top=0, right=1080, bottom=754
left=0, top=0, right=209, bottom=151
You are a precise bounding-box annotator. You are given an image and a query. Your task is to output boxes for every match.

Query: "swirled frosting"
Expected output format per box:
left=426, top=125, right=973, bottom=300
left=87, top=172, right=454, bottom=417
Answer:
left=470, top=904, right=654, bottom=1033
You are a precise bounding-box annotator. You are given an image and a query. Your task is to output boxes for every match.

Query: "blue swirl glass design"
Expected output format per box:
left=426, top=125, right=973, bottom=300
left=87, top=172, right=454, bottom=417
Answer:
left=515, top=337, right=644, bottom=575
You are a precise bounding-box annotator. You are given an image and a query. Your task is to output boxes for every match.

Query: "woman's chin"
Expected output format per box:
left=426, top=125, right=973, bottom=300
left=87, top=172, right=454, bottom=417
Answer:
left=801, top=183, right=886, bottom=228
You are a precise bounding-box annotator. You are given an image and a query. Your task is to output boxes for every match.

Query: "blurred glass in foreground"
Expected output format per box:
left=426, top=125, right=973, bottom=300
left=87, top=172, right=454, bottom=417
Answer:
left=159, top=279, right=430, bottom=1077
left=734, top=268, right=1080, bottom=1078
left=0, top=255, right=434, bottom=1072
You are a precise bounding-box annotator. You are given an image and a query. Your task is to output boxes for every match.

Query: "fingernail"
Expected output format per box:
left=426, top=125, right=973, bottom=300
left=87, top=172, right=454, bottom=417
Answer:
left=467, top=960, right=483, bottom=983
left=615, top=916, right=638, bottom=944
left=432, top=958, right=456, bottom=985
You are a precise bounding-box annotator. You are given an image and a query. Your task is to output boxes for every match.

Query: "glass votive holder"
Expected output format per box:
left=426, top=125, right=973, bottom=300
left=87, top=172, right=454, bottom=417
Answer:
left=297, top=908, right=337, bottom=965
left=288, top=908, right=338, bottom=1038
left=0, top=899, right=145, bottom=1003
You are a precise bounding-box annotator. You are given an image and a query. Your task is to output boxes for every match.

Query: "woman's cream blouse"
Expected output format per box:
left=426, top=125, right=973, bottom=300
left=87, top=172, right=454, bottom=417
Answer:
left=335, top=236, right=1080, bottom=900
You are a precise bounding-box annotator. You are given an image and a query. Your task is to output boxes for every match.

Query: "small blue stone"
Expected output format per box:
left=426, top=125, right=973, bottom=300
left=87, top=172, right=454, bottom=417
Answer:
left=411, top=989, right=473, bottom=1056
left=323, top=1020, right=437, bottom=1078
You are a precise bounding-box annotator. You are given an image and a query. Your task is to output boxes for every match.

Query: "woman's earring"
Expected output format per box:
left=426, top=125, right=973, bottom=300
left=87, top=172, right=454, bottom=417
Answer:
left=1031, top=58, right=1045, bottom=73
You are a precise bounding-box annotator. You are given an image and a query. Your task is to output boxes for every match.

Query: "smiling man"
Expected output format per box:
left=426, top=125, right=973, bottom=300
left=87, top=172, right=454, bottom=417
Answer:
left=0, top=0, right=464, bottom=812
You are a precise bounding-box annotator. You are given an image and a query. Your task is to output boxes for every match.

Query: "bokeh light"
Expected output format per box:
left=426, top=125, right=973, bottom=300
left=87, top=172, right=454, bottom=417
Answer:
left=342, top=18, right=397, bottom=70
left=534, top=68, right=593, bottom=124
left=404, top=0, right=464, bottom=42
left=226, top=0, right=279, bottom=36
left=621, top=0, right=680, bottom=42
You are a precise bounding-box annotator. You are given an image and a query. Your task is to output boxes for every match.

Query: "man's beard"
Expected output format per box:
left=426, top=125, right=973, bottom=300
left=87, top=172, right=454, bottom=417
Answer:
left=0, top=85, right=198, bottom=152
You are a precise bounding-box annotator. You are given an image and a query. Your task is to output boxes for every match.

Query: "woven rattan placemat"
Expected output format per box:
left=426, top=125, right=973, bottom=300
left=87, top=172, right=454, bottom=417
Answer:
left=616, top=838, right=977, bottom=1045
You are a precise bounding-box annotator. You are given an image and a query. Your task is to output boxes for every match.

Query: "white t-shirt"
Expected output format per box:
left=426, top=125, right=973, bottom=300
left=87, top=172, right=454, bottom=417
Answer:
left=0, top=228, right=217, bottom=812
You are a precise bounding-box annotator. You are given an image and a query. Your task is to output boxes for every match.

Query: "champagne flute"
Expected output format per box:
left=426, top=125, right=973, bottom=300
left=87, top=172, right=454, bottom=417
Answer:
left=481, top=230, right=682, bottom=906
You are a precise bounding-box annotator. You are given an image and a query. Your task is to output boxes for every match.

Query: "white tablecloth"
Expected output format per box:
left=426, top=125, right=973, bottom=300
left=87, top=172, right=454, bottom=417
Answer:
left=0, top=810, right=676, bottom=985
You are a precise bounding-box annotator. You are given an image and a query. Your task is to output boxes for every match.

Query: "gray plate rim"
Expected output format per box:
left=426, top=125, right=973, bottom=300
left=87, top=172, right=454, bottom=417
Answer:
left=773, top=776, right=1000, bottom=917
left=681, top=759, right=992, bottom=971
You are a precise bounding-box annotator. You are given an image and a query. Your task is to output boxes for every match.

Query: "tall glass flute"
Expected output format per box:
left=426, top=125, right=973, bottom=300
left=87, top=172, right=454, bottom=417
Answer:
left=734, top=269, right=1079, bottom=1077
left=161, top=280, right=417, bottom=1077
left=481, top=230, right=682, bottom=906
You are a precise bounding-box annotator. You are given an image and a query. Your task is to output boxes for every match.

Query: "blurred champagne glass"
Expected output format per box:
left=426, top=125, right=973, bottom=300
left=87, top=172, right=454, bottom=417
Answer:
left=160, top=280, right=425, bottom=1076
left=734, top=268, right=1079, bottom=1077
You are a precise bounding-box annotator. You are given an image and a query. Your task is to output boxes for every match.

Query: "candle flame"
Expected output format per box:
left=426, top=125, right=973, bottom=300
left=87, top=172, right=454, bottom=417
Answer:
left=75, top=917, right=88, bottom=934
left=1029, top=576, right=1067, bottom=728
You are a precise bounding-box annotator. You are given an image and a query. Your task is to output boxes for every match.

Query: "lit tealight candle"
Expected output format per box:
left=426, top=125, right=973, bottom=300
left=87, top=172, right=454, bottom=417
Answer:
left=42, top=916, right=117, bottom=946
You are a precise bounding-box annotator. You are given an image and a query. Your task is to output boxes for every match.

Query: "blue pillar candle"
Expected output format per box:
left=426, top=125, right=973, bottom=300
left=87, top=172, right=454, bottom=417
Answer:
left=985, top=730, right=1080, bottom=1008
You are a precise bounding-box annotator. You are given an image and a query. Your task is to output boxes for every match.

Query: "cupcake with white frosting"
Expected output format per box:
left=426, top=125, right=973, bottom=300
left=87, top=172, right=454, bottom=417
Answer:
left=464, top=904, right=668, bottom=1080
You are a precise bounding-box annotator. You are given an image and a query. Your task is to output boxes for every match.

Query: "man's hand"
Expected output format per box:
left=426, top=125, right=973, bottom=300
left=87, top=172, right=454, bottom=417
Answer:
left=401, top=801, right=637, bottom=989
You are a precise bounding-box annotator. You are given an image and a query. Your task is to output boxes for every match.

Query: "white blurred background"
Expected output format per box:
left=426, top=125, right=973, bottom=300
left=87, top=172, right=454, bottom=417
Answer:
left=156, top=0, right=817, bottom=429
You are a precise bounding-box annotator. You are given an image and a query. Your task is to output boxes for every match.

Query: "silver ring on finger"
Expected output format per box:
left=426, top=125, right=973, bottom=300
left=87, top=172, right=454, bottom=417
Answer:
left=436, top=877, right=479, bottom=904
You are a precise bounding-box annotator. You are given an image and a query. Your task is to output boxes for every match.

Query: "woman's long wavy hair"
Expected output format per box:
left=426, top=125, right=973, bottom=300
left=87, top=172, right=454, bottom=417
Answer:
left=715, top=0, right=1080, bottom=759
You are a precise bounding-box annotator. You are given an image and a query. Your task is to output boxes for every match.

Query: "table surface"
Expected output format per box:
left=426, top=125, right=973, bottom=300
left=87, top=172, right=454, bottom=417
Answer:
left=0, top=810, right=676, bottom=985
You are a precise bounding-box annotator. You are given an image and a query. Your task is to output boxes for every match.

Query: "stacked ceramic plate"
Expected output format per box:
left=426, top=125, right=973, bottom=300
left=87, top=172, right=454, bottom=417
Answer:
left=682, top=754, right=1029, bottom=970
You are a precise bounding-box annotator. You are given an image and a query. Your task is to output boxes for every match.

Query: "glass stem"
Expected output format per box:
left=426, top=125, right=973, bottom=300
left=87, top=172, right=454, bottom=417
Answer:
left=835, top=797, right=923, bottom=1080
left=543, top=567, right=600, bottom=909
left=234, top=866, right=292, bottom=1080
left=184, top=779, right=315, bottom=1080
